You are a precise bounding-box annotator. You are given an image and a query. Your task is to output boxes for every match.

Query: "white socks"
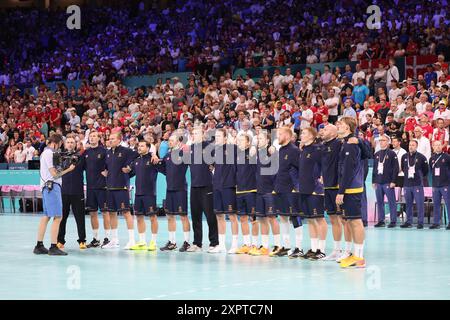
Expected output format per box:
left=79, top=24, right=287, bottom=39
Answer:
left=295, top=227, right=303, bottom=249
left=93, top=229, right=99, bottom=240
left=334, top=241, right=341, bottom=251
left=280, top=220, right=291, bottom=248
left=318, top=240, right=326, bottom=253
left=169, top=231, right=176, bottom=243
left=251, top=236, right=258, bottom=247
left=128, top=230, right=135, bottom=242
left=219, top=234, right=226, bottom=248
left=184, top=232, right=190, bottom=243
left=273, top=233, right=281, bottom=247
left=105, top=229, right=111, bottom=239
left=243, top=235, right=250, bottom=246
left=111, top=229, right=118, bottom=242
left=151, top=233, right=157, bottom=243
left=353, top=242, right=364, bottom=258
left=231, top=235, right=238, bottom=248
left=139, top=233, right=146, bottom=243
left=311, top=238, right=319, bottom=252
left=345, top=241, right=352, bottom=252
left=261, top=235, right=269, bottom=248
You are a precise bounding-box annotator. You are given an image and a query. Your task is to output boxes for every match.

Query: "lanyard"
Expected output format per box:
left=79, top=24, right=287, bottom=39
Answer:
left=432, top=154, right=443, bottom=169
left=407, top=153, right=416, bottom=168
left=379, top=149, right=388, bottom=164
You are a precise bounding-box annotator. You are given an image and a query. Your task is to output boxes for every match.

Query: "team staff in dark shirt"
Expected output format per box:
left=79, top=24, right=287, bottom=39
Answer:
left=186, top=128, right=219, bottom=252
left=298, top=127, right=328, bottom=260
left=57, top=136, right=87, bottom=250
left=82, top=130, right=110, bottom=248
left=123, top=140, right=161, bottom=251
left=103, top=132, right=138, bottom=249
left=429, top=140, right=450, bottom=229
left=400, top=140, right=428, bottom=229
left=336, top=117, right=366, bottom=269
left=372, top=136, right=399, bottom=228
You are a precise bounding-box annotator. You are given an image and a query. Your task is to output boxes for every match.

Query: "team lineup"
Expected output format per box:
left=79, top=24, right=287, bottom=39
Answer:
left=33, top=116, right=449, bottom=269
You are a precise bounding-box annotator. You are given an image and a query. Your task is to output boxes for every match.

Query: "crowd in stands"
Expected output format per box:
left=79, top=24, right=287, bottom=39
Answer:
left=0, top=0, right=449, bottom=86
left=0, top=0, right=450, bottom=164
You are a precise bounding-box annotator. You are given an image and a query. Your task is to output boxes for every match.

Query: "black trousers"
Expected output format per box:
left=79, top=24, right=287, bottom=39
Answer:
left=190, top=186, right=219, bottom=247
left=58, top=194, right=86, bottom=244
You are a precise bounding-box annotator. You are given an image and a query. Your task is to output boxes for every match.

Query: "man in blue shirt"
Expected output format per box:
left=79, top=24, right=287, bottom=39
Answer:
left=353, top=77, right=369, bottom=107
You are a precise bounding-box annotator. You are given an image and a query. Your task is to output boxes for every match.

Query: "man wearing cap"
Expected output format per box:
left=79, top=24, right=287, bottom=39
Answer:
left=434, top=101, right=450, bottom=126
left=372, top=136, right=399, bottom=228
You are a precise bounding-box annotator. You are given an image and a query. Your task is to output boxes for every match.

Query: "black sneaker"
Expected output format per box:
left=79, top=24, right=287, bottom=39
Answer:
left=275, top=247, right=290, bottom=257
left=303, top=249, right=316, bottom=260
left=160, top=241, right=177, bottom=251
left=48, top=246, right=68, bottom=256
left=33, top=245, right=48, bottom=255
left=311, top=249, right=326, bottom=260
left=87, top=238, right=101, bottom=248
left=269, top=246, right=280, bottom=257
left=429, top=224, right=440, bottom=230
left=363, top=221, right=368, bottom=227
left=400, top=222, right=412, bottom=228
left=100, top=238, right=110, bottom=248
left=387, top=222, right=397, bottom=228
left=179, top=241, right=191, bottom=252
left=288, top=248, right=304, bottom=259
left=374, top=221, right=385, bottom=228
left=417, top=224, right=424, bottom=229
left=446, top=224, right=450, bottom=230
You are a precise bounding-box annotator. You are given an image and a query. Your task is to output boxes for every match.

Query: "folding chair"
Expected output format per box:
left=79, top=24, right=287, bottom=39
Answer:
left=423, top=187, right=433, bottom=224
left=22, top=185, right=37, bottom=213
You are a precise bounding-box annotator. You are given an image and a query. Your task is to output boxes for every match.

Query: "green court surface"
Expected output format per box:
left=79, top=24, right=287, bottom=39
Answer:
left=0, top=214, right=449, bottom=300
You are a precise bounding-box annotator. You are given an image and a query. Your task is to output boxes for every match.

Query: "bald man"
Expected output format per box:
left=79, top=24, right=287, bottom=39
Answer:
left=320, top=124, right=349, bottom=261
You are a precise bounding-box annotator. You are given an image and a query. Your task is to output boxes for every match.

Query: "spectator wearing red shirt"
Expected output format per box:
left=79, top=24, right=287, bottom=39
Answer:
left=418, top=114, right=433, bottom=140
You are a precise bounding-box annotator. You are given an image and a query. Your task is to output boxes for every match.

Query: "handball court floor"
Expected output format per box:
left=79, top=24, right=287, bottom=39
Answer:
left=0, top=214, right=449, bottom=300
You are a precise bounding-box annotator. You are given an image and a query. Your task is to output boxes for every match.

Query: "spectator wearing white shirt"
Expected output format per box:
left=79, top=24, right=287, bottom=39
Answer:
left=352, top=64, right=365, bottom=85
left=299, top=102, right=313, bottom=129
left=386, top=58, right=400, bottom=92
left=413, top=127, right=431, bottom=161
left=388, top=80, right=402, bottom=103
left=24, top=139, right=36, bottom=162
left=433, top=100, right=450, bottom=125
left=13, top=142, right=27, bottom=163
left=359, top=101, right=375, bottom=125
left=415, top=94, right=429, bottom=114
left=392, top=136, right=407, bottom=185
left=68, top=109, right=81, bottom=131
left=325, top=88, right=339, bottom=123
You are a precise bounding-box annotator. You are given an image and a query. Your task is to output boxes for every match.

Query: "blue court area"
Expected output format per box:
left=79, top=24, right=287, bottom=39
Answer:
left=0, top=214, right=449, bottom=300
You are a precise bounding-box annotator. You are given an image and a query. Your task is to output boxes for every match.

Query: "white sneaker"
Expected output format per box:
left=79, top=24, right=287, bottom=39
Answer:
left=124, top=240, right=136, bottom=250
left=336, top=250, right=352, bottom=263
left=208, top=245, right=226, bottom=253
left=227, top=247, right=238, bottom=254
left=186, top=244, right=202, bottom=252
left=323, top=249, right=342, bottom=261
left=102, top=239, right=119, bottom=249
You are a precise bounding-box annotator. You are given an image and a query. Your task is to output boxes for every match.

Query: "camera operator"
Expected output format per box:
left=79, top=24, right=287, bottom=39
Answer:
left=33, top=134, right=75, bottom=256
left=56, top=135, right=87, bottom=250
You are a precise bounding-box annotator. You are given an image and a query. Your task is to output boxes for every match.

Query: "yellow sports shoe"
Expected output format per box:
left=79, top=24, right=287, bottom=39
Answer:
left=79, top=242, right=87, bottom=250
left=248, top=245, right=258, bottom=255
left=340, top=256, right=366, bottom=268
left=269, top=246, right=280, bottom=257
left=130, top=241, right=148, bottom=250
left=236, top=245, right=251, bottom=254
left=147, top=240, right=157, bottom=251
left=56, top=242, right=65, bottom=250
left=252, top=246, right=269, bottom=256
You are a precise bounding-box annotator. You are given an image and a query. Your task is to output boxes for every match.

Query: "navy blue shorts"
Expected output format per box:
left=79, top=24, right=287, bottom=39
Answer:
left=299, top=194, right=325, bottom=219
left=237, top=192, right=256, bottom=216
left=256, top=193, right=276, bottom=217
left=165, top=190, right=187, bottom=215
left=324, top=189, right=341, bottom=215
left=341, top=193, right=362, bottom=220
left=275, top=192, right=299, bottom=216
left=213, top=188, right=237, bottom=215
left=107, top=189, right=130, bottom=213
left=134, top=195, right=157, bottom=216
left=86, top=189, right=108, bottom=213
